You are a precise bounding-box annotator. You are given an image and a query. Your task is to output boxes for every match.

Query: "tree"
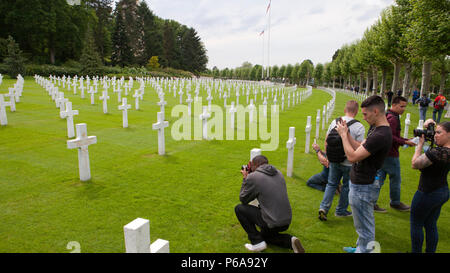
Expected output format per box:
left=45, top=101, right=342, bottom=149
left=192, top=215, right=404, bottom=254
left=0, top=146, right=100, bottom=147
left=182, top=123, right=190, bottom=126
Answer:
left=4, top=35, right=26, bottom=78
left=80, top=25, right=102, bottom=75
left=407, top=0, right=450, bottom=95
left=147, top=56, right=160, bottom=70
left=314, top=63, right=324, bottom=86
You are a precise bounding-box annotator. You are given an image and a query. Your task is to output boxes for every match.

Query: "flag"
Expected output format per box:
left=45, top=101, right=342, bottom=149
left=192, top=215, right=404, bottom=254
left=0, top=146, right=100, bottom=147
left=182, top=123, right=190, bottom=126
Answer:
left=259, top=30, right=265, bottom=36
left=266, top=0, right=271, bottom=14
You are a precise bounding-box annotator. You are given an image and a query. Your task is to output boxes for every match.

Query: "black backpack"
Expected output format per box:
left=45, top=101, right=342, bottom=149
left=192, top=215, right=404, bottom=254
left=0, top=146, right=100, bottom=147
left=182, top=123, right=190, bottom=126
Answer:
left=419, top=97, right=430, bottom=107
left=326, top=118, right=360, bottom=163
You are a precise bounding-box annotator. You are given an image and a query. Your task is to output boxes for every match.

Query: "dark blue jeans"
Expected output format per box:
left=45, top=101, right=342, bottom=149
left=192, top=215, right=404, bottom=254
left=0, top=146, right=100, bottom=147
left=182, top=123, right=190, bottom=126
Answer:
left=306, top=166, right=329, bottom=192
left=433, top=108, right=444, bottom=123
left=410, top=186, right=449, bottom=253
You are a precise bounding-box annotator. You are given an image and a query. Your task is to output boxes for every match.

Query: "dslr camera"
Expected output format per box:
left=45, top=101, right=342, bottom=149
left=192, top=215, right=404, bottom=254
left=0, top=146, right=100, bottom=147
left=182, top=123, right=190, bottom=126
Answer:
left=413, top=123, right=436, bottom=145
left=241, top=162, right=252, bottom=173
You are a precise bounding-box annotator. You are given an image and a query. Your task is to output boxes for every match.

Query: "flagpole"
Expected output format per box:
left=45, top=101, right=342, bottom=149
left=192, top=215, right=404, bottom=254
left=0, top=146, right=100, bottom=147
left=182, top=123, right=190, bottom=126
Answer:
left=267, top=0, right=271, bottom=80
left=262, top=31, right=265, bottom=80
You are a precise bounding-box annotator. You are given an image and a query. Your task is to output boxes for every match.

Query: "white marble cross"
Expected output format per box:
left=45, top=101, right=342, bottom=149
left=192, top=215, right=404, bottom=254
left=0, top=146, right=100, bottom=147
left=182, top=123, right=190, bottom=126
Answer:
left=178, top=89, right=184, bottom=104
left=67, top=123, right=97, bottom=181
left=88, top=86, right=96, bottom=105
left=119, top=98, right=131, bottom=128
left=117, top=86, right=122, bottom=103
left=152, top=112, right=169, bottom=155
left=0, top=94, right=10, bottom=125
left=60, top=101, right=79, bottom=138
left=223, top=92, right=228, bottom=108
left=248, top=99, right=256, bottom=123
left=186, top=94, right=193, bottom=116
left=133, top=90, right=143, bottom=110
left=236, top=90, right=240, bottom=105
left=229, top=101, right=237, bottom=130
left=305, top=116, right=312, bottom=153
left=322, top=105, right=326, bottom=130
left=199, top=106, right=211, bottom=140
left=315, top=109, right=321, bottom=140
left=286, top=127, right=296, bottom=177
left=99, top=91, right=110, bottom=114
left=6, top=88, right=16, bottom=112
left=206, top=93, right=213, bottom=112
left=80, top=84, right=85, bottom=99
left=404, top=113, right=411, bottom=139
left=157, top=96, right=167, bottom=119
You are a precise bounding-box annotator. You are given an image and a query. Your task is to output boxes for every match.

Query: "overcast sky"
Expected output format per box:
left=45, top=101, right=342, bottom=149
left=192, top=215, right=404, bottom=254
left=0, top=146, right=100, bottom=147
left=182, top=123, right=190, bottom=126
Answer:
left=142, top=0, right=395, bottom=70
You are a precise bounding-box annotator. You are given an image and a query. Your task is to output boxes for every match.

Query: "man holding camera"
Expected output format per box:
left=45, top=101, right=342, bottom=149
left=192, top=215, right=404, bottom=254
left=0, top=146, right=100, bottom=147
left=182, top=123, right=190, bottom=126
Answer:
left=374, top=96, right=417, bottom=213
left=336, top=95, right=392, bottom=253
left=235, top=155, right=305, bottom=253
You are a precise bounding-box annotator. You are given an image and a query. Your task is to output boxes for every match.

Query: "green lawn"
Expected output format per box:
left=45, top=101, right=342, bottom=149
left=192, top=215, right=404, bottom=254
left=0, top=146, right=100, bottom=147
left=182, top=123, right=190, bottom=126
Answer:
left=0, top=77, right=449, bottom=253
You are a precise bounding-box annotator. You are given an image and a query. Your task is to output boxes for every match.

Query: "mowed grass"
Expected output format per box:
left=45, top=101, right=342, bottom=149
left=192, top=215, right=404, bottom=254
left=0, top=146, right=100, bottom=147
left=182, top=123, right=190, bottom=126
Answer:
left=0, top=77, right=449, bottom=253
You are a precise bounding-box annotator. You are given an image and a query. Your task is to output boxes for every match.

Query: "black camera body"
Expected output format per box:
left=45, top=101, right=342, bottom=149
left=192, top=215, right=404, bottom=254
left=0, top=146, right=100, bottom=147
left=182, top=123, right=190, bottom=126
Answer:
left=241, top=162, right=252, bottom=173
left=413, top=123, right=436, bottom=146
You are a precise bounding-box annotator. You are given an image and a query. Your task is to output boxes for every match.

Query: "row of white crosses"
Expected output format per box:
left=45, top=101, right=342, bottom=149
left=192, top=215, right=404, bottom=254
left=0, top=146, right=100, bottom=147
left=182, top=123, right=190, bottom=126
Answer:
left=0, top=75, right=24, bottom=126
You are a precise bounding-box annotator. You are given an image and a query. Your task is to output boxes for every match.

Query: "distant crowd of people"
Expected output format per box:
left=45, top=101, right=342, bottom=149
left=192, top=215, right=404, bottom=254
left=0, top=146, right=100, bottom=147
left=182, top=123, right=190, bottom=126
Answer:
left=234, top=93, right=449, bottom=253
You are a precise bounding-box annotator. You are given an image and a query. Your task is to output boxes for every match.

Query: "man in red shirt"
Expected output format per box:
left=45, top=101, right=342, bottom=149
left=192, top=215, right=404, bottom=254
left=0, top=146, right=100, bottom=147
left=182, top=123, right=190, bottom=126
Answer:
left=374, top=96, right=417, bottom=212
left=433, top=92, right=447, bottom=123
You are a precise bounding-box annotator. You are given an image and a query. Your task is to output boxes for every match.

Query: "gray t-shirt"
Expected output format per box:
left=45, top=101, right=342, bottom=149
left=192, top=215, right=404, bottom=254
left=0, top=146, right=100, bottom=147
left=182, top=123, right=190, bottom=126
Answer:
left=326, top=116, right=366, bottom=167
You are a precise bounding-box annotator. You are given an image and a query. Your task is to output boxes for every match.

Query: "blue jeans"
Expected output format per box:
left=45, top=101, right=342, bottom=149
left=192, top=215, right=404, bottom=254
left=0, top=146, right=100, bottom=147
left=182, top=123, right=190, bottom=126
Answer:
left=433, top=108, right=444, bottom=123
left=410, top=186, right=449, bottom=253
left=307, top=166, right=329, bottom=192
left=419, top=107, right=427, bottom=121
left=349, top=180, right=381, bottom=253
left=376, top=157, right=402, bottom=206
left=320, top=163, right=351, bottom=214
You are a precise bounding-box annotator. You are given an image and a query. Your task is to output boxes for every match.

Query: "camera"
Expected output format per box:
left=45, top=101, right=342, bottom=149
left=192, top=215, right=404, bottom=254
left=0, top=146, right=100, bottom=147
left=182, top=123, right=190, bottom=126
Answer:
left=413, top=123, right=436, bottom=145
left=241, top=162, right=252, bottom=173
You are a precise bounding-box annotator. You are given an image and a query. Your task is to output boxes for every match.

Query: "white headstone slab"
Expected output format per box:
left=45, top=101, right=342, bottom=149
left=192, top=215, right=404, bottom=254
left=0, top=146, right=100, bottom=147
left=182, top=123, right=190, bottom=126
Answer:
left=404, top=113, right=411, bottom=139
left=229, top=101, right=237, bottom=130
left=67, top=123, right=97, bottom=181
left=124, top=218, right=151, bottom=253
left=60, top=101, right=79, bottom=138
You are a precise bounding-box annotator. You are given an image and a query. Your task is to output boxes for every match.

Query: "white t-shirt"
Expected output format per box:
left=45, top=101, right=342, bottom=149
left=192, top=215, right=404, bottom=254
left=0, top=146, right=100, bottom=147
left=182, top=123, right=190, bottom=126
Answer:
left=326, top=116, right=366, bottom=167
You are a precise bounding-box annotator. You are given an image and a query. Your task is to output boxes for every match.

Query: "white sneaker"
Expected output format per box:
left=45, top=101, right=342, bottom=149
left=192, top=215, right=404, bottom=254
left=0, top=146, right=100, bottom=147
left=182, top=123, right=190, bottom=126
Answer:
left=291, top=236, right=305, bottom=253
left=244, top=241, right=267, bottom=252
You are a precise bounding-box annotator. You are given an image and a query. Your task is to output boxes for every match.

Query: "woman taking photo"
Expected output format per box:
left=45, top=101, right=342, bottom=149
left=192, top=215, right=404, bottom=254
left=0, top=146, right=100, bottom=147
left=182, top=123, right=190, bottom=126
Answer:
left=411, top=120, right=450, bottom=253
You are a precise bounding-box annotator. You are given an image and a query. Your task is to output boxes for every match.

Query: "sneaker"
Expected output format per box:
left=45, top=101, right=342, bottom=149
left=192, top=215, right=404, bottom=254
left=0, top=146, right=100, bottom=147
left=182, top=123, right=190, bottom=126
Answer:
left=318, top=209, right=327, bottom=221
left=291, top=237, right=305, bottom=253
left=244, top=241, right=267, bottom=252
left=335, top=211, right=352, bottom=217
left=374, top=204, right=387, bottom=213
left=343, top=247, right=356, bottom=253
left=390, top=202, right=411, bottom=212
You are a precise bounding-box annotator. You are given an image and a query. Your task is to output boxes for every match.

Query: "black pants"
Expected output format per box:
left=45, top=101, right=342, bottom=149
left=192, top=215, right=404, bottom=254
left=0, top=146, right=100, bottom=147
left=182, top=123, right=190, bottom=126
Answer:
left=234, top=204, right=293, bottom=249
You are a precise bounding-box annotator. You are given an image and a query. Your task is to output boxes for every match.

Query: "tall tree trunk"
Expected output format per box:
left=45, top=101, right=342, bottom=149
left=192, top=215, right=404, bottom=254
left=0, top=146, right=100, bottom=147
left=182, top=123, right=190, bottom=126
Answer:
left=391, top=61, right=401, bottom=93
left=380, top=68, right=387, bottom=98
left=402, top=63, right=412, bottom=97
left=440, top=67, right=448, bottom=93
left=332, top=77, right=335, bottom=89
left=420, top=60, right=432, bottom=96
left=373, top=66, right=378, bottom=95
left=366, top=71, right=371, bottom=94
left=359, top=73, right=364, bottom=92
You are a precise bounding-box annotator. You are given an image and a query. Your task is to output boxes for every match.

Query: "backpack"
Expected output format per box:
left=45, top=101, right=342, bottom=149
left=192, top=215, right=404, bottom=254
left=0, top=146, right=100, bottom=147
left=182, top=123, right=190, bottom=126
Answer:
left=419, top=97, right=430, bottom=107
left=326, top=118, right=360, bottom=163
left=437, top=97, right=447, bottom=109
